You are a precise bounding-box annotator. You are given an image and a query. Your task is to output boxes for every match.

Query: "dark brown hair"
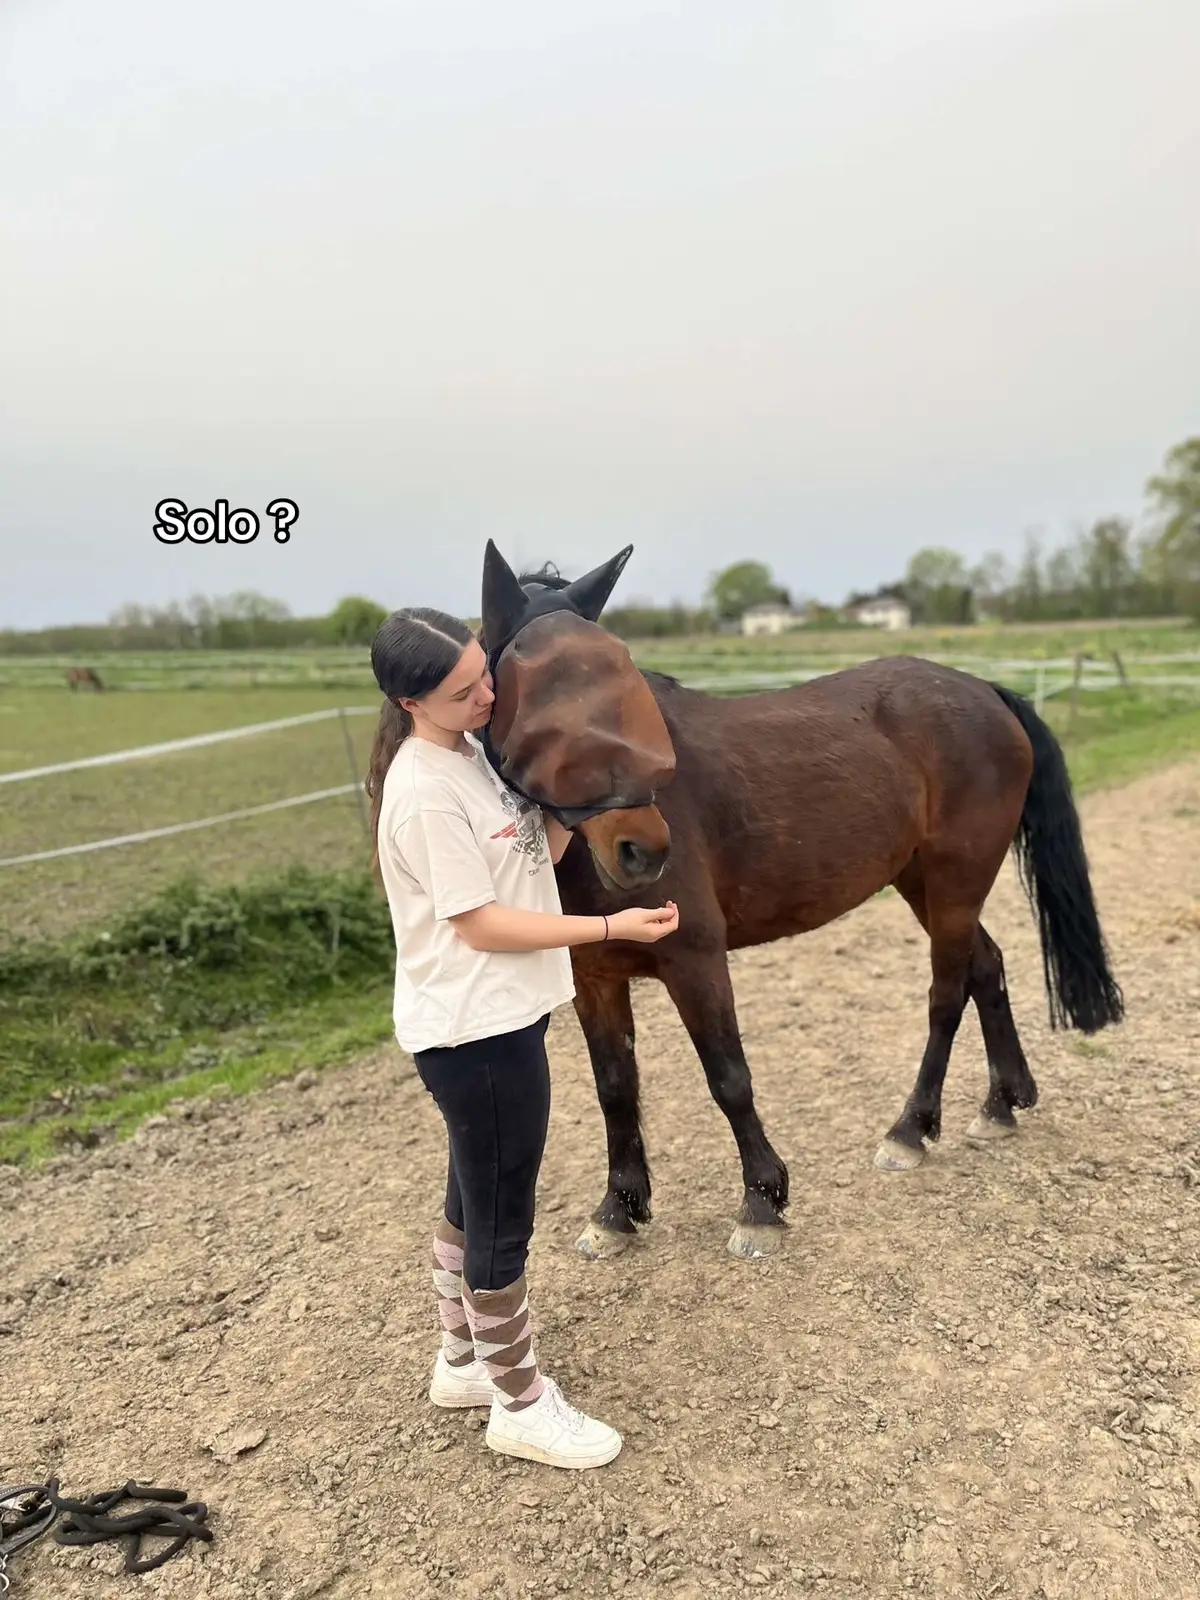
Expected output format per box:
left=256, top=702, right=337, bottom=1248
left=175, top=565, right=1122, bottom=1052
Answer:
left=365, top=608, right=474, bottom=874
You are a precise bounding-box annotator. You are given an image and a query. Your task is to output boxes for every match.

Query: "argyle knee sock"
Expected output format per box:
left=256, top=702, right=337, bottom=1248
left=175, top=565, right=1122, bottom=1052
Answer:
left=462, top=1275, right=545, bottom=1412
left=431, top=1218, right=475, bottom=1368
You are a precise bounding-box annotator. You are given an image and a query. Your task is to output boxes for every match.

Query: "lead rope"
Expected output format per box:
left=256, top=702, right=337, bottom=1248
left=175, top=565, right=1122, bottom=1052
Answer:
left=0, top=1479, right=213, bottom=1590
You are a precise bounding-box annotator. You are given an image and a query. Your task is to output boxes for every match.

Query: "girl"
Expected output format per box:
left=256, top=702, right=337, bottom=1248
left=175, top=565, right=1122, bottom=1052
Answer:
left=366, top=607, right=678, bottom=1471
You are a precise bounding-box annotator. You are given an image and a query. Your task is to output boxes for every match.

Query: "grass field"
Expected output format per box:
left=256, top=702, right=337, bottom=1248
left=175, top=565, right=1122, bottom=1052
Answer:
left=0, top=649, right=375, bottom=693
left=634, top=617, right=1200, bottom=678
left=2, top=622, right=1199, bottom=1167
left=0, top=687, right=379, bottom=940
left=1, top=623, right=1198, bottom=942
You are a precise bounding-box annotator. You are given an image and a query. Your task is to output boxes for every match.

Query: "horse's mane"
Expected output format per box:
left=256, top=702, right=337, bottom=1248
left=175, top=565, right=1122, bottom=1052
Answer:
left=517, top=563, right=569, bottom=591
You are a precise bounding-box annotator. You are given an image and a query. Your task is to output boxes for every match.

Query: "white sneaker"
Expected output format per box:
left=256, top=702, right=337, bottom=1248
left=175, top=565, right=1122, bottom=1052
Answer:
left=428, top=1349, right=493, bottom=1408
left=485, top=1377, right=622, bottom=1469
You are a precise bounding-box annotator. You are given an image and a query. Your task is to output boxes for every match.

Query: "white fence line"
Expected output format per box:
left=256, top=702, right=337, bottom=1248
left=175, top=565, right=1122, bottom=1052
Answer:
left=0, top=785, right=363, bottom=869
left=3, top=652, right=1199, bottom=872
left=0, top=706, right=378, bottom=786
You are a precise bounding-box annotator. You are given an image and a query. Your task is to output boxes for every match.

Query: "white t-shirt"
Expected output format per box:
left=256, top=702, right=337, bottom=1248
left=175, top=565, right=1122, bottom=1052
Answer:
left=377, top=731, right=576, bottom=1054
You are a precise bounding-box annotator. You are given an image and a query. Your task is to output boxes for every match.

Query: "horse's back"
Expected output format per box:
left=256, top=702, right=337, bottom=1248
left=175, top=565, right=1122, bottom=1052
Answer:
left=716, top=655, right=1030, bottom=787
left=655, top=655, right=1032, bottom=940
left=840, top=656, right=1033, bottom=816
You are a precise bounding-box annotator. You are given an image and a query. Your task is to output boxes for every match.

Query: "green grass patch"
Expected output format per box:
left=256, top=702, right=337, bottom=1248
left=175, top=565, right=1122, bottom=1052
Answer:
left=4, top=993, right=392, bottom=1167
left=1058, top=702, right=1200, bottom=794
left=0, top=865, right=395, bottom=1167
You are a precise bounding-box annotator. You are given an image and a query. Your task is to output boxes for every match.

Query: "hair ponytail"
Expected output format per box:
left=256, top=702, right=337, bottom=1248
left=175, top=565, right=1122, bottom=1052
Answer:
left=365, top=698, right=412, bottom=878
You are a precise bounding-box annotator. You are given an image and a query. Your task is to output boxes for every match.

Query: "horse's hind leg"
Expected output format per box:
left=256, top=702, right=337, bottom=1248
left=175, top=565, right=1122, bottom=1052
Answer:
left=965, top=923, right=1039, bottom=1145
left=875, top=857, right=980, bottom=1172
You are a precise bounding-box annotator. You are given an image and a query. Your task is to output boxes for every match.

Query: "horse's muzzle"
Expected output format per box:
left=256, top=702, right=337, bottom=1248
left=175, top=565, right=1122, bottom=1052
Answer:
left=613, top=837, right=670, bottom=888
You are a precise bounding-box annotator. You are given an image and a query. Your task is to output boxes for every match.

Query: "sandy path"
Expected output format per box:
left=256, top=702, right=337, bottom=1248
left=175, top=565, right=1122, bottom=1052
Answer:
left=3, top=758, right=1199, bottom=1600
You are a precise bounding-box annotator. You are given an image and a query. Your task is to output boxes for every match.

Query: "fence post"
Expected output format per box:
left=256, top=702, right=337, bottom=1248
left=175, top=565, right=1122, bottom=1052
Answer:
left=339, top=707, right=371, bottom=837
left=1034, top=663, right=1045, bottom=715
left=1068, top=652, right=1085, bottom=733
left=1111, top=648, right=1128, bottom=686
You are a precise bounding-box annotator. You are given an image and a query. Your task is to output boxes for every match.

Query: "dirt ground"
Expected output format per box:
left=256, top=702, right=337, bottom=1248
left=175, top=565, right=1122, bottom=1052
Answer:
left=3, top=758, right=1199, bottom=1600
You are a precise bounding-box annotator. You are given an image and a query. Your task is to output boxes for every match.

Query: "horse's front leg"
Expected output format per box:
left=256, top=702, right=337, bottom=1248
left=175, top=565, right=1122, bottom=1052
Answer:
left=571, top=969, right=652, bottom=1261
left=660, top=951, right=789, bottom=1260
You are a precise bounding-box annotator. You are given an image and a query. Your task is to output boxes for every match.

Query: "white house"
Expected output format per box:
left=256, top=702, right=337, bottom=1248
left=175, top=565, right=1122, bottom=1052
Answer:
left=848, top=595, right=912, bottom=631
left=741, top=602, right=801, bottom=637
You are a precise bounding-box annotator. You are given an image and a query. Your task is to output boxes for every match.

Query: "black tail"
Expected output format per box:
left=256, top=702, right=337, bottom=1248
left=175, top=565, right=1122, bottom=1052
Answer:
left=991, top=682, right=1124, bottom=1033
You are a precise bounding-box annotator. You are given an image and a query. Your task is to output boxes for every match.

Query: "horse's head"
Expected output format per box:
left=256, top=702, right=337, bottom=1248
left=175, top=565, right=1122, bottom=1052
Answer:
left=480, top=540, right=676, bottom=891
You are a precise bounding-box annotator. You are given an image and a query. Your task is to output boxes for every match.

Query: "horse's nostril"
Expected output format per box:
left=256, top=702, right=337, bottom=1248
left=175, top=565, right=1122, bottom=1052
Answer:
left=617, top=840, right=646, bottom=877
left=616, top=839, right=667, bottom=881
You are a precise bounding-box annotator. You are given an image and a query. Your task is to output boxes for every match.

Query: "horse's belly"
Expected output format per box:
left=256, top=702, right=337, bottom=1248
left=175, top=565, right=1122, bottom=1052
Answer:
left=716, top=784, right=920, bottom=947
left=722, top=871, right=896, bottom=948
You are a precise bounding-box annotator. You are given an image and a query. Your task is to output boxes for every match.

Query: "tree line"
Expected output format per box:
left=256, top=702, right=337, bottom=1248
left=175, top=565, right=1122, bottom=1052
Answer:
left=717, top=434, right=1200, bottom=628
left=4, top=436, right=1196, bottom=656
left=0, top=592, right=394, bottom=657
left=902, top=431, right=1199, bottom=625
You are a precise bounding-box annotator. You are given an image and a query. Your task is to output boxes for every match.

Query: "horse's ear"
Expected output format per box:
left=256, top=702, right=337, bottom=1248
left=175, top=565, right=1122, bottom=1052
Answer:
left=481, top=539, right=529, bottom=648
left=564, top=545, right=634, bottom=621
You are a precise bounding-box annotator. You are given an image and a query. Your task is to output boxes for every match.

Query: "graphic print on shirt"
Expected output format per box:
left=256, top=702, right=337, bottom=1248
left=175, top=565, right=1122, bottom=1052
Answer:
left=490, top=785, right=548, bottom=865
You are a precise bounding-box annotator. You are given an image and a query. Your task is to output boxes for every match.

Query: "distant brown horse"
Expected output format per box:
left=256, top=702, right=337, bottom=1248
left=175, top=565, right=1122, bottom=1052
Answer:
left=368, top=542, right=1124, bottom=1261
left=66, top=667, right=104, bottom=691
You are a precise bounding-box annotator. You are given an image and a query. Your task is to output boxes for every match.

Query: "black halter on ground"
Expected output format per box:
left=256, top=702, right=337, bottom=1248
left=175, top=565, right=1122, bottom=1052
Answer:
left=478, top=589, right=656, bottom=829
left=0, top=1478, right=213, bottom=1587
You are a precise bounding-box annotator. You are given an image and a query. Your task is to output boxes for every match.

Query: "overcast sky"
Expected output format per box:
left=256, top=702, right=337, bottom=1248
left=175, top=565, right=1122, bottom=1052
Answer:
left=1, top=0, right=1197, bottom=628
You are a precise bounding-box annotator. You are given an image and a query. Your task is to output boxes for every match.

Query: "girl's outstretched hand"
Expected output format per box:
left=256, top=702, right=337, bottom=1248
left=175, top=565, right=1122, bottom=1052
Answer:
left=607, top=902, right=679, bottom=943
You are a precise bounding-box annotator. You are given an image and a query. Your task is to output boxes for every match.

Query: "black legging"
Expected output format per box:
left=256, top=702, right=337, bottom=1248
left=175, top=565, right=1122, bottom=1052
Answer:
left=414, top=1013, right=552, bottom=1292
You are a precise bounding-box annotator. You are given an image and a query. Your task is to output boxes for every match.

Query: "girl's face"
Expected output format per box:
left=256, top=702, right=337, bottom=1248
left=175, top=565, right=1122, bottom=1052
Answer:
left=403, top=639, right=495, bottom=734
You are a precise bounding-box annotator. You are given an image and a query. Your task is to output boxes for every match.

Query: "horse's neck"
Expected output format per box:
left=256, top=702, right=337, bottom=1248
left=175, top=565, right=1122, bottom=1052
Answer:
left=643, top=675, right=741, bottom=795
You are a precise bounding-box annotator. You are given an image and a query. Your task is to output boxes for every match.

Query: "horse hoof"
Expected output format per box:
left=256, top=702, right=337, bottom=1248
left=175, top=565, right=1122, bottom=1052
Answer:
left=874, top=1138, right=925, bottom=1172
left=727, top=1223, right=784, bottom=1261
left=966, top=1113, right=1018, bottom=1145
left=575, top=1222, right=633, bottom=1261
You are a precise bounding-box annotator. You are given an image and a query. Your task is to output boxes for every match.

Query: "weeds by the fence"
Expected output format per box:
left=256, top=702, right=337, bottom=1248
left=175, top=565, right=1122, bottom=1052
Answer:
left=0, top=865, right=396, bottom=1165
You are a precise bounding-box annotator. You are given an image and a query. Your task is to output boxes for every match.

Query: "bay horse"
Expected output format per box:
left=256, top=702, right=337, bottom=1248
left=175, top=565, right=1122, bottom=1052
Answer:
left=66, top=667, right=104, bottom=691
left=368, top=542, right=1124, bottom=1261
